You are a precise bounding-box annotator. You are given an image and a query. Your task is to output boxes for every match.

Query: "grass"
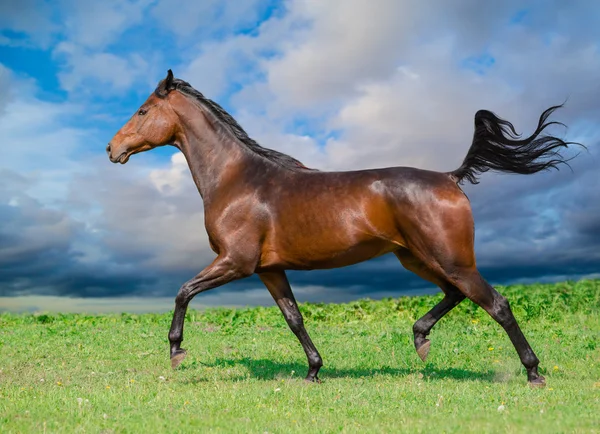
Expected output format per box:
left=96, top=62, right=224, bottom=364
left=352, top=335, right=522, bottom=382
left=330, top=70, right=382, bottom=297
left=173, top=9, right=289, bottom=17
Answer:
left=1, top=279, right=599, bottom=433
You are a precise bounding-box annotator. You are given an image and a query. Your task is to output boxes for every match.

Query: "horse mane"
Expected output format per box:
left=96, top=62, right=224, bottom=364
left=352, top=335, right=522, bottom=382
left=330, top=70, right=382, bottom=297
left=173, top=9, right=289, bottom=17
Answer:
left=155, top=78, right=316, bottom=172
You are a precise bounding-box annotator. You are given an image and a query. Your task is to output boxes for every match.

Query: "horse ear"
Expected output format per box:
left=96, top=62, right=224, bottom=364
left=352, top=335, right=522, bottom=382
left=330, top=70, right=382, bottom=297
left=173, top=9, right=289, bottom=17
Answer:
left=156, top=69, right=176, bottom=97
left=165, top=69, right=174, bottom=90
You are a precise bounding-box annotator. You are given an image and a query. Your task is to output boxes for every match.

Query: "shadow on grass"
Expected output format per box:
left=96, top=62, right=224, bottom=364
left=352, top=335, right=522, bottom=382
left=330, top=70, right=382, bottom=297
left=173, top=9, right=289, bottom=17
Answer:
left=180, top=357, right=498, bottom=384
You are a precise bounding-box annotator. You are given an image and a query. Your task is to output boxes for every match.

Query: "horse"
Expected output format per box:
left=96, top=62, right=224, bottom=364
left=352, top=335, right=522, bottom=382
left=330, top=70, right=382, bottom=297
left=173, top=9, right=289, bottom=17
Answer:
left=107, top=70, right=579, bottom=387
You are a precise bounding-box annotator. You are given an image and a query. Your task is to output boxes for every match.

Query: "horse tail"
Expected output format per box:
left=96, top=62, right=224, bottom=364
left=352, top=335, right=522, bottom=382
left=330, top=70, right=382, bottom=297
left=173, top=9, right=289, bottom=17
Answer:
left=449, top=105, right=582, bottom=185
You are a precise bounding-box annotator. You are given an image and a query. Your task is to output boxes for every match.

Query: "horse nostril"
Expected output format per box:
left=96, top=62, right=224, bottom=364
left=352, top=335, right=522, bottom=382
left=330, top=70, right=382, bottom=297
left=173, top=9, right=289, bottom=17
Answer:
left=106, top=143, right=111, bottom=154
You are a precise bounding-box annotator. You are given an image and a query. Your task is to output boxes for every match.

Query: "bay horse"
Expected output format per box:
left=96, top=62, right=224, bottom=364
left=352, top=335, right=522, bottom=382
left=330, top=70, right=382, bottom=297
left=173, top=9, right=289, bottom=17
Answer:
left=107, top=70, right=579, bottom=387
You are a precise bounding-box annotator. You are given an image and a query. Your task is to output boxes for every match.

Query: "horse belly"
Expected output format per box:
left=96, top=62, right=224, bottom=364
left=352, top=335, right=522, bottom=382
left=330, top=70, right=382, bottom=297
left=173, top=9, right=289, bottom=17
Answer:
left=260, top=234, right=399, bottom=271
left=304, top=239, right=399, bottom=269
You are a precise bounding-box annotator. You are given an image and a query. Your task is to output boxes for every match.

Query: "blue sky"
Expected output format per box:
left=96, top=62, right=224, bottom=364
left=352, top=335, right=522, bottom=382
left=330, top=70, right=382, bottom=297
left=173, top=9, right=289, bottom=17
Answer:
left=1, top=0, right=599, bottom=311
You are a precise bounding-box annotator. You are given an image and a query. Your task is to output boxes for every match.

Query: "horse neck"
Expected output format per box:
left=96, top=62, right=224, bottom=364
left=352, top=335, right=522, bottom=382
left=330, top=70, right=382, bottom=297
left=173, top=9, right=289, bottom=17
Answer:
left=174, top=104, right=254, bottom=203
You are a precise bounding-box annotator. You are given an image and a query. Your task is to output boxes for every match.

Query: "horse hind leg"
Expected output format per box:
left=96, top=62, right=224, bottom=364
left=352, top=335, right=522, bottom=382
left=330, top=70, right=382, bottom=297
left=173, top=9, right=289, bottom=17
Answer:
left=413, top=290, right=465, bottom=362
left=399, top=246, right=544, bottom=386
left=450, top=269, right=545, bottom=387
left=394, top=249, right=466, bottom=362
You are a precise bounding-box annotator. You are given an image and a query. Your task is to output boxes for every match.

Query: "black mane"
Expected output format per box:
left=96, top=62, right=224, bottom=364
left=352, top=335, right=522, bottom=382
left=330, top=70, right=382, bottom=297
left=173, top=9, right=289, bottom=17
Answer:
left=156, top=78, right=315, bottom=172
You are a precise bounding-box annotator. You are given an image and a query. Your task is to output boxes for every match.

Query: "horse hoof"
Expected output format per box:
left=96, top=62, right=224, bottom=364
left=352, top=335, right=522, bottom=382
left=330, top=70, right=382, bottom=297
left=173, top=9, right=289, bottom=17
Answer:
left=416, top=340, right=431, bottom=362
left=304, top=376, right=321, bottom=384
left=528, top=375, right=546, bottom=388
left=170, top=349, right=187, bottom=369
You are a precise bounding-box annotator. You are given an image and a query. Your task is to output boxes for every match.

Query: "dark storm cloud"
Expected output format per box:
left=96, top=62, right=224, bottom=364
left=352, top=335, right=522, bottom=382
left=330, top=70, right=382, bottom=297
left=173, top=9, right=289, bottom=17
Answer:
left=0, top=170, right=156, bottom=297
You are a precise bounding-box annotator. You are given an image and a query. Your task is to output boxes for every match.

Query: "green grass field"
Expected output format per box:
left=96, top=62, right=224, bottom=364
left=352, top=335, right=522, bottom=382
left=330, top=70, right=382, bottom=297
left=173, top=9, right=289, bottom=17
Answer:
left=1, top=280, right=599, bottom=433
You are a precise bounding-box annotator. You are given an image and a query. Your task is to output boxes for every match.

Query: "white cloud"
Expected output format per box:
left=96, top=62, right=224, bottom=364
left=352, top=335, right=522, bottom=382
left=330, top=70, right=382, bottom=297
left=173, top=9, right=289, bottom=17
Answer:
left=0, top=65, right=91, bottom=204
left=264, top=0, right=419, bottom=110
left=61, top=0, right=151, bottom=49
left=0, top=1, right=159, bottom=95
left=54, top=42, right=157, bottom=93
left=180, top=35, right=260, bottom=99
left=233, top=109, right=327, bottom=168
left=149, top=152, right=190, bottom=195
left=0, top=0, right=153, bottom=50
left=150, top=0, right=270, bottom=40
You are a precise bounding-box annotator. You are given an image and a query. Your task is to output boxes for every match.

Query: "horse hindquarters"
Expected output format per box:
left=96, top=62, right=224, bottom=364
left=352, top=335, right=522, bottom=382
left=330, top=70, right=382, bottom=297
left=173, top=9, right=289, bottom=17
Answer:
left=391, top=183, right=545, bottom=385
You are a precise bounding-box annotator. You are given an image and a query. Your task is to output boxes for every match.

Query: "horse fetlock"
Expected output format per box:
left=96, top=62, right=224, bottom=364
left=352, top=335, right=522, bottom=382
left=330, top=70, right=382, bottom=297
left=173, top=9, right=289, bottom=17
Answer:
left=168, top=330, right=182, bottom=344
left=519, top=348, right=540, bottom=372
left=310, top=357, right=323, bottom=369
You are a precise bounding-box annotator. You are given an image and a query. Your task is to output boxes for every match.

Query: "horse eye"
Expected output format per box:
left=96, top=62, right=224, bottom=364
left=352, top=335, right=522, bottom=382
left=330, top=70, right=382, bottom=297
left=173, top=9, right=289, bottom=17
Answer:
left=138, top=109, right=147, bottom=116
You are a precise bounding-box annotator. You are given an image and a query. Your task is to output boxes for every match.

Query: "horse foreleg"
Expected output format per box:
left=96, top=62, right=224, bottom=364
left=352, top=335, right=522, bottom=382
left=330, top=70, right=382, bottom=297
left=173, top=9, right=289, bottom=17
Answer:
left=168, top=255, right=252, bottom=369
left=259, top=271, right=323, bottom=382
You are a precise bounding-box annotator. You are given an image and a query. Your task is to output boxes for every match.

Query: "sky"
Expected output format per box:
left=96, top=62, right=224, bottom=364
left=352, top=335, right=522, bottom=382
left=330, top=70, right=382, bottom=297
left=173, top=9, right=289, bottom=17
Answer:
left=1, top=0, right=599, bottom=312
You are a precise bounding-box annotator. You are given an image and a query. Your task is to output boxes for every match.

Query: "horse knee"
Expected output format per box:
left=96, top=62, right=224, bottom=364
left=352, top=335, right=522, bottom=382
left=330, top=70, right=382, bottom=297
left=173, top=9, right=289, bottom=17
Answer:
left=413, top=320, right=428, bottom=337
left=310, top=354, right=323, bottom=368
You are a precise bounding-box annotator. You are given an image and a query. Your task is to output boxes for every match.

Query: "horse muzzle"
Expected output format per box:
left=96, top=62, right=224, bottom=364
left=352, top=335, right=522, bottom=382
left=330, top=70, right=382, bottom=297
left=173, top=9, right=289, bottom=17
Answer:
left=106, top=142, right=129, bottom=164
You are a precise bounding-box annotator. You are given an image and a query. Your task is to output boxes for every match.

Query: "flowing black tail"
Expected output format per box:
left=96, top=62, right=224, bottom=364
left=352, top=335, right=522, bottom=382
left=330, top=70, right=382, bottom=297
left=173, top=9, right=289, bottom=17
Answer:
left=450, top=105, right=582, bottom=185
